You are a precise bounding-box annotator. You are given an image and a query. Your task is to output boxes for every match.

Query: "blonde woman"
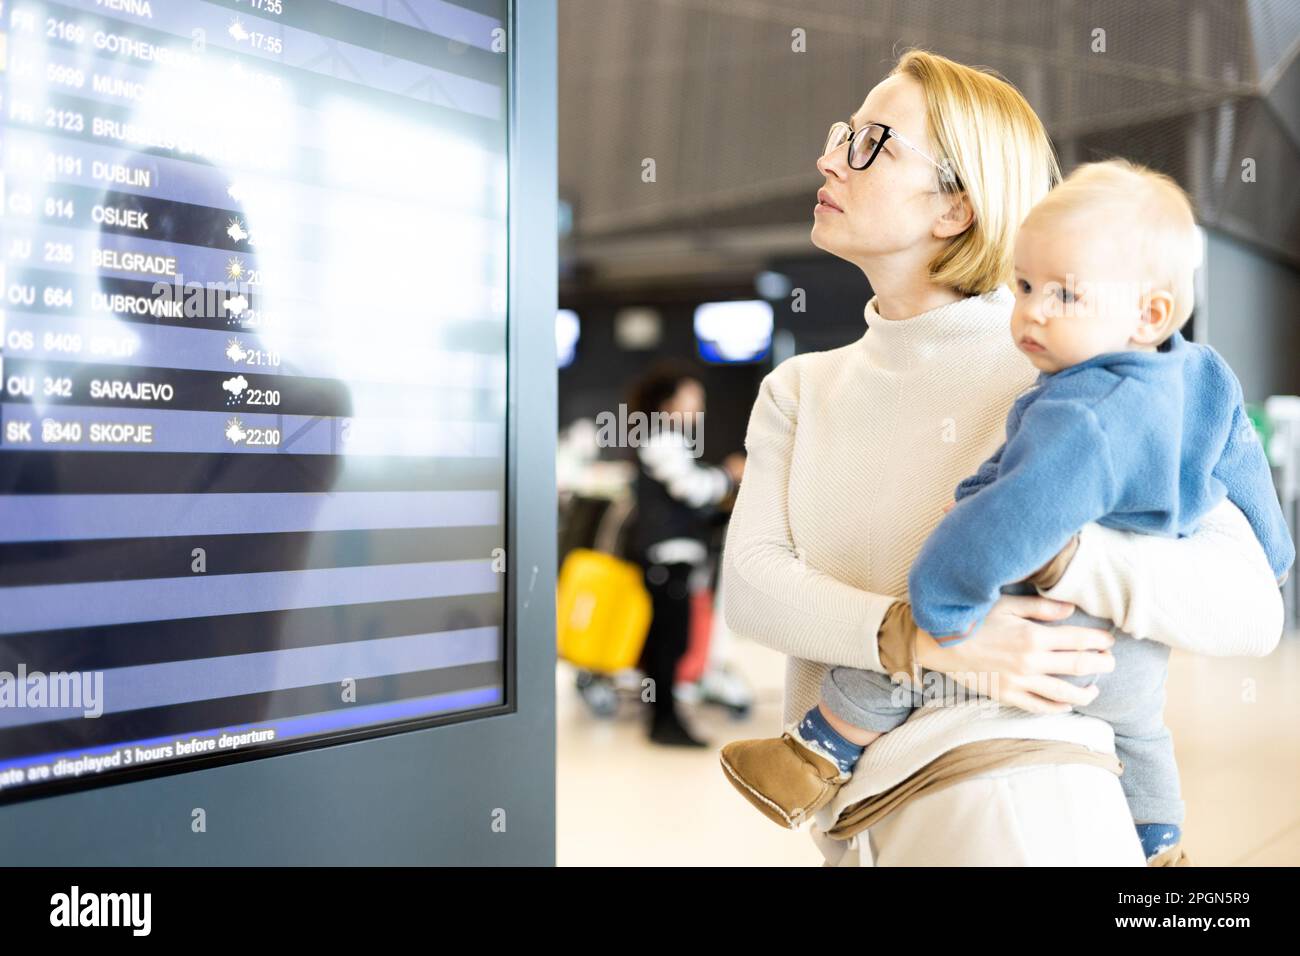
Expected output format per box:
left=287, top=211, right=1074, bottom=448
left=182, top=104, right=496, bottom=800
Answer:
left=721, top=50, right=1283, bottom=866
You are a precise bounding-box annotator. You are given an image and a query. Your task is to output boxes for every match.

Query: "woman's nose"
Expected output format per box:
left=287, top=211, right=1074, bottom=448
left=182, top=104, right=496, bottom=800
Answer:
left=816, top=148, right=846, bottom=179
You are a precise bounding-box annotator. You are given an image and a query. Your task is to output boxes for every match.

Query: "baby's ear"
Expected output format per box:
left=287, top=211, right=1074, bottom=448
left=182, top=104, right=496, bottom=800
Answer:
left=1135, top=289, right=1175, bottom=345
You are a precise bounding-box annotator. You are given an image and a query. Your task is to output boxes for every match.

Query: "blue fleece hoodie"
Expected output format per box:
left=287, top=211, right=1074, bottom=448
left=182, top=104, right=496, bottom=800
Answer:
left=908, top=330, right=1296, bottom=643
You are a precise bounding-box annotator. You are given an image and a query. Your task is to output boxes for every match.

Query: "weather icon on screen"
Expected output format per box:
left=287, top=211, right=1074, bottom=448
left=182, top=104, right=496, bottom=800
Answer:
left=226, top=257, right=246, bottom=281
left=225, top=293, right=249, bottom=320
left=225, top=339, right=248, bottom=363
left=223, top=375, right=249, bottom=404
left=228, top=19, right=249, bottom=42
left=224, top=417, right=248, bottom=445
left=227, top=219, right=249, bottom=243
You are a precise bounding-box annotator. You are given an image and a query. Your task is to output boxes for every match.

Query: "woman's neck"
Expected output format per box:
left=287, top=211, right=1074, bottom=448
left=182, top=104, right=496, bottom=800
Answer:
left=861, top=258, right=966, bottom=321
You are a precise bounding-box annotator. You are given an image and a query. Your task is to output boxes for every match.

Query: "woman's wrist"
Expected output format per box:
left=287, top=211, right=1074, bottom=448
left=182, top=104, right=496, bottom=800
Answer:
left=913, top=623, right=944, bottom=676
left=878, top=600, right=924, bottom=686
left=1023, top=534, right=1081, bottom=590
left=892, top=533, right=1079, bottom=682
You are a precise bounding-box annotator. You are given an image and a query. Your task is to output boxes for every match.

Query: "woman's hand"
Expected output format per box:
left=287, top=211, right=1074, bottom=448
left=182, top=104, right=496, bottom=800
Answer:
left=914, top=593, right=1115, bottom=714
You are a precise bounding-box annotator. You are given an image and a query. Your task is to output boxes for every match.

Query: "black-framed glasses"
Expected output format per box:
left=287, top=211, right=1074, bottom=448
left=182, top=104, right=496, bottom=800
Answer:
left=823, top=121, right=959, bottom=188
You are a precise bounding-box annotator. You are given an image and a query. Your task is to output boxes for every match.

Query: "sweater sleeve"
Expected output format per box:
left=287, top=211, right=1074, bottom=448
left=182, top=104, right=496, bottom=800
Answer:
left=907, top=399, right=1118, bottom=642
left=1038, top=496, right=1285, bottom=657
left=721, top=363, right=895, bottom=673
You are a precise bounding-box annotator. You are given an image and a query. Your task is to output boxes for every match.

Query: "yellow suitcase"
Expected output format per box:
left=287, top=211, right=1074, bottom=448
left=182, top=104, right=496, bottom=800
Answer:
left=557, top=547, right=652, bottom=673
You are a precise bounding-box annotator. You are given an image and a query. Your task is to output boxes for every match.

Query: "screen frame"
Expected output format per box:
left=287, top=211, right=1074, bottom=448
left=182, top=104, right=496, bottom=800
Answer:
left=0, top=0, right=556, bottom=864
left=0, top=0, right=512, bottom=806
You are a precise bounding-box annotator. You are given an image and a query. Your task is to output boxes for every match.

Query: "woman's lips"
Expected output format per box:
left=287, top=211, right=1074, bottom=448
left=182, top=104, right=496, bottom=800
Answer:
left=816, top=190, right=843, bottom=213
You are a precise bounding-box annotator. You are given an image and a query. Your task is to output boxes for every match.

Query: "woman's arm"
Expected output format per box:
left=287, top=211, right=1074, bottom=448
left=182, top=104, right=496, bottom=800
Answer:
left=721, top=363, right=895, bottom=672
left=1039, top=497, right=1285, bottom=657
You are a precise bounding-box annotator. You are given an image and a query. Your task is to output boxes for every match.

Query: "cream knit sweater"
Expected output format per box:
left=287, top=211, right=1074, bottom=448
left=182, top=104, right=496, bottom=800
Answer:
left=722, top=287, right=1285, bottom=817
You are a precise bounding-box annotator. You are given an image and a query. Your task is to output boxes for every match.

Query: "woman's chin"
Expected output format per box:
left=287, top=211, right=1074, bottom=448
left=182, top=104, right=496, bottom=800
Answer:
left=809, top=220, right=835, bottom=253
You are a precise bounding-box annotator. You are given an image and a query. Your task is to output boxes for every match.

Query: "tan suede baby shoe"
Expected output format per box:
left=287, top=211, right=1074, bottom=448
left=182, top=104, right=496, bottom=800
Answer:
left=720, top=731, right=849, bottom=829
left=1147, top=843, right=1192, bottom=866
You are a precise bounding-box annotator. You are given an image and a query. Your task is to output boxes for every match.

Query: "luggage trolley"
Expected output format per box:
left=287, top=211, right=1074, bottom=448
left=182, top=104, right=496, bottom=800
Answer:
left=557, top=495, right=754, bottom=719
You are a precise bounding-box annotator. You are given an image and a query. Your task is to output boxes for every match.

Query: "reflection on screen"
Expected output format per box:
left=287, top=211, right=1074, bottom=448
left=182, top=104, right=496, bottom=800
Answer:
left=0, top=0, right=510, bottom=799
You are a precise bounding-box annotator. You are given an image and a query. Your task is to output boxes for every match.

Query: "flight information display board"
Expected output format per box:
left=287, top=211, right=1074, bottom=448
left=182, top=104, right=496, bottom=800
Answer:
left=0, top=0, right=510, bottom=800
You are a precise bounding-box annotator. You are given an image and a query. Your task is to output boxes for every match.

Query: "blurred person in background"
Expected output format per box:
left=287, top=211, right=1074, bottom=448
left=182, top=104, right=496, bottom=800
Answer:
left=627, top=361, right=745, bottom=747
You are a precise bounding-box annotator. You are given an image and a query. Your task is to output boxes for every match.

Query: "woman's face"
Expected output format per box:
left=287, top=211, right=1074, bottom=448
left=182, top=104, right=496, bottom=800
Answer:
left=811, top=74, right=950, bottom=269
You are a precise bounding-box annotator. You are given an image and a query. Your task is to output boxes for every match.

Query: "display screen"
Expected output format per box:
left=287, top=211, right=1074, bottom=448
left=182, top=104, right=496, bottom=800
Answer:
left=0, top=0, right=511, bottom=800
left=694, top=299, right=772, bottom=364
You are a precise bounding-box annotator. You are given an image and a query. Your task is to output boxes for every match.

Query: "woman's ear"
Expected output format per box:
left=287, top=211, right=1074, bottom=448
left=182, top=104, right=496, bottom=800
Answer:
left=933, top=191, right=975, bottom=239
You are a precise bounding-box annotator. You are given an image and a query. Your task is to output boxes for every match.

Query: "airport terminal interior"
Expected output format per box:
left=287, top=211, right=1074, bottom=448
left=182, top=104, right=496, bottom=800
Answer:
left=552, top=0, right=1300, bottom=867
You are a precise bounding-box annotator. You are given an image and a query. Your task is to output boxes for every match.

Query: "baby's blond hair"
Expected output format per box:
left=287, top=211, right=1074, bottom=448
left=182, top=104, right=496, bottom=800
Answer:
left=1023, top=159, right=1200, bottom=338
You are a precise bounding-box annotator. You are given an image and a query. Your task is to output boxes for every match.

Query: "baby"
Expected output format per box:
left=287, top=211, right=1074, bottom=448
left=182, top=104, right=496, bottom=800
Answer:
left=721, top=160, right=1295, bottom=862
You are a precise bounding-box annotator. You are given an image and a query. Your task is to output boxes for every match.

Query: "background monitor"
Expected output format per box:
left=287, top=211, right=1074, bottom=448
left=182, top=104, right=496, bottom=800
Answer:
left=556, top=308, right=579, bottom=368
left=693, top=299, right=773, bottom=364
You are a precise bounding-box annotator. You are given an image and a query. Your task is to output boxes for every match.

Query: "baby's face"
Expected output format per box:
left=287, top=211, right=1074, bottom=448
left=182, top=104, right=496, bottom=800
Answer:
left=1011, top=223, right=1153, bottom=374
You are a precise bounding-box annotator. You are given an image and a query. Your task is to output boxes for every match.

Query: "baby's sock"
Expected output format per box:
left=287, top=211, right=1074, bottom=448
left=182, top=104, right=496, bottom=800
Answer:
left=795, top=705, right=865, bottom=775
left=1136, top=823, right=1182, bottom=860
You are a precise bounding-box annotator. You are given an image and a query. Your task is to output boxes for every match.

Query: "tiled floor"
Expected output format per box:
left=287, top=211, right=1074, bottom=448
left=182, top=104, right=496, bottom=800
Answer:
left=557, top=627, right=1300, bottom=866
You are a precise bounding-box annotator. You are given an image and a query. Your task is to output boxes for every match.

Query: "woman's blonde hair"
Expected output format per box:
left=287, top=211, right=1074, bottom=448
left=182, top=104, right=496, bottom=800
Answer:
left=891, top=50, right=1060, bottom=295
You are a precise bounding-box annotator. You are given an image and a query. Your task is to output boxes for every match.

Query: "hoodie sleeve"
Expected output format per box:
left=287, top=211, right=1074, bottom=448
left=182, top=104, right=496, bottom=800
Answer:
left=1212, top=376, right=1296, bottom=582
left=954, top=441, right=1006, bottom=502
left=907, top=398, right=1119, bottom=643
left=954, top=387, right=1032, bottom=501
left=1037, top=352, right=1289, bottom=656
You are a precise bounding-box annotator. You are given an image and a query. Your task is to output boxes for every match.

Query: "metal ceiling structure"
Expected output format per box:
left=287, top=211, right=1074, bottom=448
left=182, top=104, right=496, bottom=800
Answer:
left=559, top=0, right=1300, bottom=286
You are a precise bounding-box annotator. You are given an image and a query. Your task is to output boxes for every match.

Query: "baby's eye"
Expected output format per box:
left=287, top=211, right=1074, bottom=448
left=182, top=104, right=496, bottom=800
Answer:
left=1056, top=287, right=1077, bottom=304
left=1016, top=278, right=1031, bottom=294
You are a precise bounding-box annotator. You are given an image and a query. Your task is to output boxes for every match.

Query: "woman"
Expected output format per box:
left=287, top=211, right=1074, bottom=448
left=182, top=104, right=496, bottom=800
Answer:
left=628, top=363, right=745, bottom=746
left=722, top=50, right=1283, bottom=865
